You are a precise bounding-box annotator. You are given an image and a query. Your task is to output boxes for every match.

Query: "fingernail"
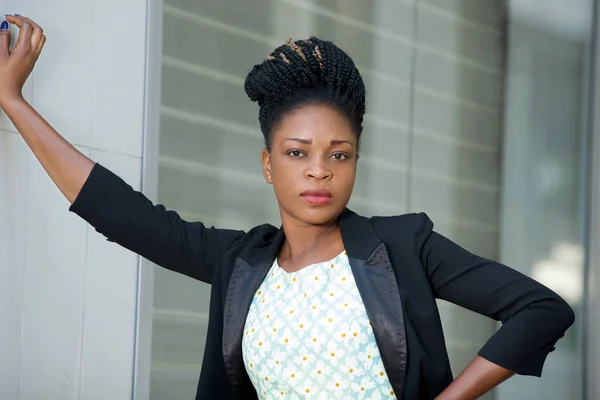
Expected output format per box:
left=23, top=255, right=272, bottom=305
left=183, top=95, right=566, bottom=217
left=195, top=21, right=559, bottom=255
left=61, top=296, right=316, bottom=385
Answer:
left=0, top=21, right=8, bottom=30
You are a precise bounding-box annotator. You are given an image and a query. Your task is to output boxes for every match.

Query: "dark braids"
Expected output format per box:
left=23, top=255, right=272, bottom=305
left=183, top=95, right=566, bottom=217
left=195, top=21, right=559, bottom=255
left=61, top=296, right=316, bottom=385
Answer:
left=244, top=37, right=366, bottom=150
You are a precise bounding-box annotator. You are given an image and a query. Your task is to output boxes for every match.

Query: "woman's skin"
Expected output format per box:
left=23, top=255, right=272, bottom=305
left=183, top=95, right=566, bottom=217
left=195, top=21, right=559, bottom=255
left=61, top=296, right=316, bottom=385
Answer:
left=0, top=15, right=515, bottom=400
left=262, top=104, right=356, bottom=273
left=0, top=15, right=94, bottom=203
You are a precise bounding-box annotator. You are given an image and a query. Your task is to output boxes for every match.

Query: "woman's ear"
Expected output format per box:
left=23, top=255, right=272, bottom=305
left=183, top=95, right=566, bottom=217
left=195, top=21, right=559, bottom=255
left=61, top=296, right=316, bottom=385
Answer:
left=261, top=148, right=273, bottom=184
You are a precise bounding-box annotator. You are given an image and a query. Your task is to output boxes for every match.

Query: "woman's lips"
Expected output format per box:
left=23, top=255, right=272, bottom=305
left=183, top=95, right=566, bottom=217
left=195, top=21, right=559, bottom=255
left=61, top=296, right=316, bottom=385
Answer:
left=300, top=188, right=332, bottom=206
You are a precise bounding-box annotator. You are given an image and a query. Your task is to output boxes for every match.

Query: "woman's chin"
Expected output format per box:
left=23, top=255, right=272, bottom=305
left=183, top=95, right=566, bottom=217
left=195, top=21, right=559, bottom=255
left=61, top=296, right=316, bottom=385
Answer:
left=295, top=206, right=345, bottom=226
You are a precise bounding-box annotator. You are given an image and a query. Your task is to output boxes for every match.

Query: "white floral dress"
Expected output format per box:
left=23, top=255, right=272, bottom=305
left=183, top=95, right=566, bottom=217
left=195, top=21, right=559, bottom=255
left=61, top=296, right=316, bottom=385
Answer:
left=241, top=251, right=397, bottom=399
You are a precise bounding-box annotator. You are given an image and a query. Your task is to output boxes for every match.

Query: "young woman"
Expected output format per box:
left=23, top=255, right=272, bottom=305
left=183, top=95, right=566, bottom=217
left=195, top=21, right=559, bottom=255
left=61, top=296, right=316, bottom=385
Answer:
left=0, top=15, right=574, bottom=400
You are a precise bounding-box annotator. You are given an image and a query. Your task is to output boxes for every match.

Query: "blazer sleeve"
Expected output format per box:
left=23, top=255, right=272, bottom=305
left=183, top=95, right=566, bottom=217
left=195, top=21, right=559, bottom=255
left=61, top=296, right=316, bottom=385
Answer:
left=412, top=212, right=575, bottom=377
left=69, top=163, right=245, bottom=284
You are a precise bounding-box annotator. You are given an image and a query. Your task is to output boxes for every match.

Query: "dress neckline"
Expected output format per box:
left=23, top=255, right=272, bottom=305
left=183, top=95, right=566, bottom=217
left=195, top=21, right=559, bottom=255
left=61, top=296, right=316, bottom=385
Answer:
left=274, top=250, right=346, bottom=276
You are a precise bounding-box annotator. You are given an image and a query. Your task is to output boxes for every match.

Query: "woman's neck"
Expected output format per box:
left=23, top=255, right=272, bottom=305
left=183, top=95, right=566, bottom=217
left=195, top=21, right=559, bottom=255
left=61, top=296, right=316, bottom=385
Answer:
left=277, top=217, right=344, bottom=272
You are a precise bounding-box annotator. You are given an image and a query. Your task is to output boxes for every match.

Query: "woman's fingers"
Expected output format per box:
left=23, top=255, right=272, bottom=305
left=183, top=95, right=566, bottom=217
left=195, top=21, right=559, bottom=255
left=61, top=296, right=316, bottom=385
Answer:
left=19, top=16, right=42, bottom=32
left=0, top=20, right=11, bottom=59
left=5, top=15, right=35, bottom=55
left=16, top=21, right=33, bottom=54
left=36, top=34, right=46, bottom=58
left=0, top=15, right=46, bottom=61
left=18, top=16, right=44, bottom=52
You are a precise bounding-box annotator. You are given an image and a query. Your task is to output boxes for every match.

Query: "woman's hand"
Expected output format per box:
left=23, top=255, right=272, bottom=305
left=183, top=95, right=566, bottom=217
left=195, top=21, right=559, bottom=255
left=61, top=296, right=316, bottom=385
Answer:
left=0, top=15, right=46, bottom=107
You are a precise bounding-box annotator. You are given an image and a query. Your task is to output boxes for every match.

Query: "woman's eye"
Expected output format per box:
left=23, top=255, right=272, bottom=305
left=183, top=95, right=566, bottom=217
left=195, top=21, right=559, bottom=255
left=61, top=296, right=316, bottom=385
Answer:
left=288, top=150, right=304, bottom=157
left=331, top=153, right=348, bottom=160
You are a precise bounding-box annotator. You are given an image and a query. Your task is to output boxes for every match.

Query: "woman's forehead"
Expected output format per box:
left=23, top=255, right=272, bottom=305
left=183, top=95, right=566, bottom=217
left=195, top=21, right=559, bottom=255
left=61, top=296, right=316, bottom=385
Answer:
left=273, top=104, right=356, bottom=141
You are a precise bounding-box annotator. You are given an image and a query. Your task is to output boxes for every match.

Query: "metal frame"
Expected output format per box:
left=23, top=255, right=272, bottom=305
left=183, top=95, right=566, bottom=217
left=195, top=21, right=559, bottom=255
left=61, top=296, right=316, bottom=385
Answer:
left=585, top=1, right=600, bottom=397
left=133, top=0, right=164, bottom=398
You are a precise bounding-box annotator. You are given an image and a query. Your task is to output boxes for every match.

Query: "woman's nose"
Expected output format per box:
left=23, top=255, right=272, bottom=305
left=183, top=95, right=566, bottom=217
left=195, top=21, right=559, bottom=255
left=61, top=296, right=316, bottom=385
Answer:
left=305, top=159, right=332, bottom=180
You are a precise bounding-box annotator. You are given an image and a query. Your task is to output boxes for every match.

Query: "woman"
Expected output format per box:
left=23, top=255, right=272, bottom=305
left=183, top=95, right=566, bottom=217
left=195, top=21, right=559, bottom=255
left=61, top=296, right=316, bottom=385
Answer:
left=0, top=15, right=574, bottom=400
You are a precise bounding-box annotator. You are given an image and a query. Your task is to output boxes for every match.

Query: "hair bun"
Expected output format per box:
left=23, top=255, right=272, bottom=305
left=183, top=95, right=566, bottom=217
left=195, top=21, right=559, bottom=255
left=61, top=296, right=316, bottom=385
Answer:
left=244, top=38, right=328, bottom=105
left=244, top=37, right=366, bottom=146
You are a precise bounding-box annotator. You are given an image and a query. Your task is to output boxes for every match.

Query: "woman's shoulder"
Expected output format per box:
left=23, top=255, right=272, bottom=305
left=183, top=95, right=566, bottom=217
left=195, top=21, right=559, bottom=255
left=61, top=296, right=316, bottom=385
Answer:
left=368, top=211, right=434, bottom=232
left=363, top=211, right=436, bottom=252
left=229, top=222, right=280, bottom=247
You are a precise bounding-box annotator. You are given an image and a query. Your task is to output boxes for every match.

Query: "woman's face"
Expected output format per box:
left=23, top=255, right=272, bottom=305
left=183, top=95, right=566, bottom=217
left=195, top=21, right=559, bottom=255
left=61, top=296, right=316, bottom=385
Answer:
left=262, top=103, right=358, bottom=226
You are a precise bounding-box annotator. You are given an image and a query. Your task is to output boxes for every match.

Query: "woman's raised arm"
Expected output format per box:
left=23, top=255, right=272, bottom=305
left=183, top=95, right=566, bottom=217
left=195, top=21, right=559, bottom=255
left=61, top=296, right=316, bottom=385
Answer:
left=0, top=16, right=245, bottom=283
left=0, top=15, right=93, bottom=203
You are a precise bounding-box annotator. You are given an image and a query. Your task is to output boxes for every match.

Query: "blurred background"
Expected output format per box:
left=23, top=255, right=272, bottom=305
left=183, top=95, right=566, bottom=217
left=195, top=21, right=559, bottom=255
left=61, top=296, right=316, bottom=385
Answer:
left=152, top=0, right=593, bottom=399
left=0, top=0, right=598, bottom=399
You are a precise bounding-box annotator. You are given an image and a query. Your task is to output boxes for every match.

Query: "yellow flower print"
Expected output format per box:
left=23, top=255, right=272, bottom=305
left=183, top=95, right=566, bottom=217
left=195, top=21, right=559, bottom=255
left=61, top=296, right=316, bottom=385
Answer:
left=282, top=367, right=305, bottom=381
left=352, top=377, right=376, bottom=398
left=329, top=372, right=347, bottom=391
left=242, top=256, right=397, bottom=398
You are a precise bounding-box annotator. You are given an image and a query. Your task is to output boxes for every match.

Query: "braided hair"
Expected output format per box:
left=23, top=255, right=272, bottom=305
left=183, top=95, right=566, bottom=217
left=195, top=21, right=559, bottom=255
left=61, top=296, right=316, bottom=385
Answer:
left=244, top=37, right=366, bottom=151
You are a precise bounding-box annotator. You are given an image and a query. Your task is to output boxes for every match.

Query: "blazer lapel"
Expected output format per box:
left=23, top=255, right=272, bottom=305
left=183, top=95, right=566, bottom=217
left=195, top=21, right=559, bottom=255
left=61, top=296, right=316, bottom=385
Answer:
left=222, top=227, right=285, bottom=392
left=340, top=209, right=408, bottom=399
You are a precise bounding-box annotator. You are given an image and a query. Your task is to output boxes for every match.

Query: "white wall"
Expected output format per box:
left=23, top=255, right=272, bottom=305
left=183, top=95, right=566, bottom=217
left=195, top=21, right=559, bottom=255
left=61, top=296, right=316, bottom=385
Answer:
left=0, top=0, right=149, bottom=399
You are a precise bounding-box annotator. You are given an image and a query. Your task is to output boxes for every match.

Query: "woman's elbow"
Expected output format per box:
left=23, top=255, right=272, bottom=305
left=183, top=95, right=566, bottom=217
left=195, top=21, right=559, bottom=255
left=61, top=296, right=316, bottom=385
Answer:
left=550, top=295, right=575, bottom=333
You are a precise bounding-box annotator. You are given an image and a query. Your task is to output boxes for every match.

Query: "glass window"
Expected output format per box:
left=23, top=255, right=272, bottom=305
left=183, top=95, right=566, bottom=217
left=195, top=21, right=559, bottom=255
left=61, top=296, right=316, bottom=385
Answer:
left=149, top=0, right=592, bottom=398
left=495, top=1, right=594, bottom=398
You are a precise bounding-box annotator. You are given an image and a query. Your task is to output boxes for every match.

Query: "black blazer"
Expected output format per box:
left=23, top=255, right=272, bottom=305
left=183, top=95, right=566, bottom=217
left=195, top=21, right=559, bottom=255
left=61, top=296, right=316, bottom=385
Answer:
left=70, top=163, right=575, bottom=400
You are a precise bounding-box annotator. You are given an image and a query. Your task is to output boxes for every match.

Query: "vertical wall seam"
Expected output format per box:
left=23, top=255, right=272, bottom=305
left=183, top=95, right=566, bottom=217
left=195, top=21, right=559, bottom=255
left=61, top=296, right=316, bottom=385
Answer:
left=405, top=0, right=420, bottom=212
